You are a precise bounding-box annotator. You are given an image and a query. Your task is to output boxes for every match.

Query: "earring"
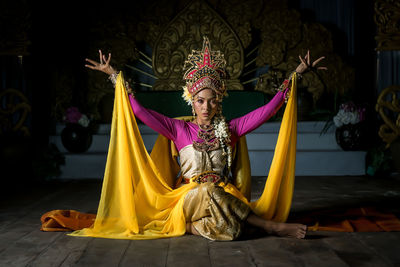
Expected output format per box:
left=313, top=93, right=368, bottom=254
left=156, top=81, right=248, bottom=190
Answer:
left=192, top=105, right=196, bottom=117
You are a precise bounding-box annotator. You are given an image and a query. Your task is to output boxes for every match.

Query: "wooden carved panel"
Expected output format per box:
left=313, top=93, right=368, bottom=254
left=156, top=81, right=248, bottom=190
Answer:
left=375, top=0, right=400, bottom=51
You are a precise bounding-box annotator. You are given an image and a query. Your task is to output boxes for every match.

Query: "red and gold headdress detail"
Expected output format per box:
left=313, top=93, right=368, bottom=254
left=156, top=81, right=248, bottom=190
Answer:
left=182, top=37, right=227, bottom=104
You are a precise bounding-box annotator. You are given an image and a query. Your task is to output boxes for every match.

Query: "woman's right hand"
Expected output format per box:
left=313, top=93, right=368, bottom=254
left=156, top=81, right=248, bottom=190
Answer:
left=85, top=50, right=116, bottom=75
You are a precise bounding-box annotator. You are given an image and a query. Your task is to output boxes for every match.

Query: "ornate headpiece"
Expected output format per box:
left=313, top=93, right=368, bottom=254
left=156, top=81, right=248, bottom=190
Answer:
left=182, top=37, right=227, bottom=104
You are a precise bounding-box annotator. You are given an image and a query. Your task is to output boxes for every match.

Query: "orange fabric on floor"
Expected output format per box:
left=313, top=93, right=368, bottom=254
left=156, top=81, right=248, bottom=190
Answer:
left=290, top=206, right=400, bottom=232
left=40, top=210, right=96, bottom=232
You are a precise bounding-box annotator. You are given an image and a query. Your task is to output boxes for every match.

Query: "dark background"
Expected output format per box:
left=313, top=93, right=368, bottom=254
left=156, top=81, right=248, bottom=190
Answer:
left=0, top=0, right=387, bottom=191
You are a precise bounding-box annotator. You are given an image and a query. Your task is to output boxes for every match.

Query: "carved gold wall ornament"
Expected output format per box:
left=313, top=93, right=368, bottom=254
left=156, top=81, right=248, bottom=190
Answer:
left=216, top=0, right=264, bottom=49
left=255, top=20, right=354, bottom=104
left=376, top=85, right=400, bottom=147
left=135, top=0, right=191, bottom=47
left=255, top=8, right=302, bottom=54
left=0, top=89, right=31, bottom=136
left=152, top=0, right=244, bottom=91
left=374, top=0, right=400, bottom=51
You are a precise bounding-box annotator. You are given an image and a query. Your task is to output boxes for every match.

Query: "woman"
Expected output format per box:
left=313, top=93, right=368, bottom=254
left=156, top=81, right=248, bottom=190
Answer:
left=81, top=37, right=326, bottom=241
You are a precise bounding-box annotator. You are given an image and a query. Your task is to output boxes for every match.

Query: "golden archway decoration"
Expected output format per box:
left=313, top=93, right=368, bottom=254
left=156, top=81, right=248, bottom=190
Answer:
left=152, top=0, right=244, bottom=91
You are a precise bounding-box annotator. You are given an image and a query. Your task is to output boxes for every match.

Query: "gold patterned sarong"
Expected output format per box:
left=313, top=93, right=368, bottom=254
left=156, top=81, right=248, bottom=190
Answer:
left=183, top=182, right=251, bottom=241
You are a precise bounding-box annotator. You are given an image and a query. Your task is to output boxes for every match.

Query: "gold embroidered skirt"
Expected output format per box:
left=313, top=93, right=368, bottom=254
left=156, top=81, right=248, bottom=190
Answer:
left=183, top=182, right=251, bottom=241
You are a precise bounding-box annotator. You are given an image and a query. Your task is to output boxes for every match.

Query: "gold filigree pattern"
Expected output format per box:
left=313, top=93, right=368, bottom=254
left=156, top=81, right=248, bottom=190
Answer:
left=254, top=6, right=302, bottom=51
left=376, top=86, right=400, bottom=147
left=193, top=127, right=220, bottom=152
left=152, top=0, right=244, bottom=91
left=216, top=0, right=264, bottom=48
left=374, top=0, right=400, bottom=50
left=255, top=21, right=354, bottom=103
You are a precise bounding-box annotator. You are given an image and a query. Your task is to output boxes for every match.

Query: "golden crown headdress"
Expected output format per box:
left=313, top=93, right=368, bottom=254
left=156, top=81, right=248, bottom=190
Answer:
left=182, top=37, right=227, bottom=104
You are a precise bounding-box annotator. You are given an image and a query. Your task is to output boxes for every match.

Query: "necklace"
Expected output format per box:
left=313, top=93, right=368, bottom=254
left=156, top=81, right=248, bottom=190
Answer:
left=193, top=120, right=220, bottom=152
left=195, top=119, right=213, bottom=131
left=198, top=123, right=213, bottom=131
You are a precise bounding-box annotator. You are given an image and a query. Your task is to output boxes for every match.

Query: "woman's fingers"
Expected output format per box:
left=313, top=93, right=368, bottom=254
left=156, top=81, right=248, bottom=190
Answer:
left=85, top=64, right=96, bottom=70
left=106, top=53, right=111, bottom=64
left=85, top=58, right=97, bottom=65
left=85, top=59, right=98, bottom=68
left=85, top=58, right=100, bottom=69
left=99, top=50, right=103, bottom=64
left=312, top=56, right=325, bottom=67
left=299, top=55, right=307, bottom=66
left=85, top=51, right=112, bottom=73
left=102, top=54, right=108, bottom=65
left=298, top=51, right=327, bottom=73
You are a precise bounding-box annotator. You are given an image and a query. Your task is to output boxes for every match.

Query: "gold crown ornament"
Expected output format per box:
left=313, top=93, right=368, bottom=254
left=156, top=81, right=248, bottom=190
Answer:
left=182, top=37, right=227, bottom=105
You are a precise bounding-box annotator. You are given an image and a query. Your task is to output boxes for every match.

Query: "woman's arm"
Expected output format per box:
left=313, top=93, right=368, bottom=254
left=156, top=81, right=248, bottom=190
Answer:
left=111, top=72, right=180, bottom=141
left=229, top=50, right=328, bottom=138
left=85, top=50, right=181, bottom=141
left=229, top=87, right=288, bottom=138
left=128, top=94, right=180, bottom=141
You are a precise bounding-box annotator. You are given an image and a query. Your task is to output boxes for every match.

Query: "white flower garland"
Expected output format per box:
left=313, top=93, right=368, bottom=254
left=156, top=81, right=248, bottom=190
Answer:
left=213, top=115, right=232, bottom=169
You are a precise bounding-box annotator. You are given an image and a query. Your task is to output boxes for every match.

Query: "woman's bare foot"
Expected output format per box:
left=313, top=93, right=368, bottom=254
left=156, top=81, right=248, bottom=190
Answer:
left=264, top=221, right=307, bottom=239
left=186, top=223, right=200, bottom=236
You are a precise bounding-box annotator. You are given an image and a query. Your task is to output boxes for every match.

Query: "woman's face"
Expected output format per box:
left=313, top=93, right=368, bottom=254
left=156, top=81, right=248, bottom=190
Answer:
left=193, top=88, right=219, bottom=123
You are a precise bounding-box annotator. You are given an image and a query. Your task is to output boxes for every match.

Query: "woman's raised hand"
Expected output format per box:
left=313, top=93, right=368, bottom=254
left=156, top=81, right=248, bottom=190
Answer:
left=85, top=50, right=116, bottom=75
left=295, top=50, right=327, bottom=74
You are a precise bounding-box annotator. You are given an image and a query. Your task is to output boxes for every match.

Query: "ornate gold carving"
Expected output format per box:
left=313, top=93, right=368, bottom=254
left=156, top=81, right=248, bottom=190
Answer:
left=0, top=89, right=31, bottom=136
left=135, top=1, right=180, bottom=47
left=255, top=18, right=354, bottom=104
left=255, top=7, right=302, bottom=68
left=152, top=0, right=244, bottom=91
left=216, top=0, right=264, bottom=49
left=376, top=86, right=400, bottom=147
left=374, top=0, right=400, bottom=50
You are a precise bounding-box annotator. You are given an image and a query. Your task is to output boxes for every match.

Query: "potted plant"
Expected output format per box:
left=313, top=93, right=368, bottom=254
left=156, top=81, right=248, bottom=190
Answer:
left=333, top=102, right=367, bottom=151
left=61, top=107, right=94, bottom=153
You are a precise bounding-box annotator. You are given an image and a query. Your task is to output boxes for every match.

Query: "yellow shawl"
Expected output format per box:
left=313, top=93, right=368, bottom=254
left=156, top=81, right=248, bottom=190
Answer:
left=69, top=72, right=297, bottom=239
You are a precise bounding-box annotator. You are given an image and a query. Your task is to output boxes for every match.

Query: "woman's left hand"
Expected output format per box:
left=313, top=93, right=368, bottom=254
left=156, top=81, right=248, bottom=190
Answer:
left=295, top=50, right=327, bottom=74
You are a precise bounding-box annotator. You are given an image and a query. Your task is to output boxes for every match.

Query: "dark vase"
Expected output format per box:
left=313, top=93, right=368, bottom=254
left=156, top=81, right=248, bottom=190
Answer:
left=335, top=123, right=366, bottom=151
left=61, top=123, right=92, bottom=153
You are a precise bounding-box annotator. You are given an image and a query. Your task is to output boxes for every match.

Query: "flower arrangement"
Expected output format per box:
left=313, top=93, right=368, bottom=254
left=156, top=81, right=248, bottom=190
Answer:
left=63, top=107, right=90, bottom=128
left=333, top=102, right=366, bottom=128
left=61, top=107, right=94, bottom=153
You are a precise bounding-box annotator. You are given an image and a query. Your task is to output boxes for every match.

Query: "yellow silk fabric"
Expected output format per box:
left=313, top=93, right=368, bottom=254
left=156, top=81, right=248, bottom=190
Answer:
left=69, top=72, right=297, bottom=239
